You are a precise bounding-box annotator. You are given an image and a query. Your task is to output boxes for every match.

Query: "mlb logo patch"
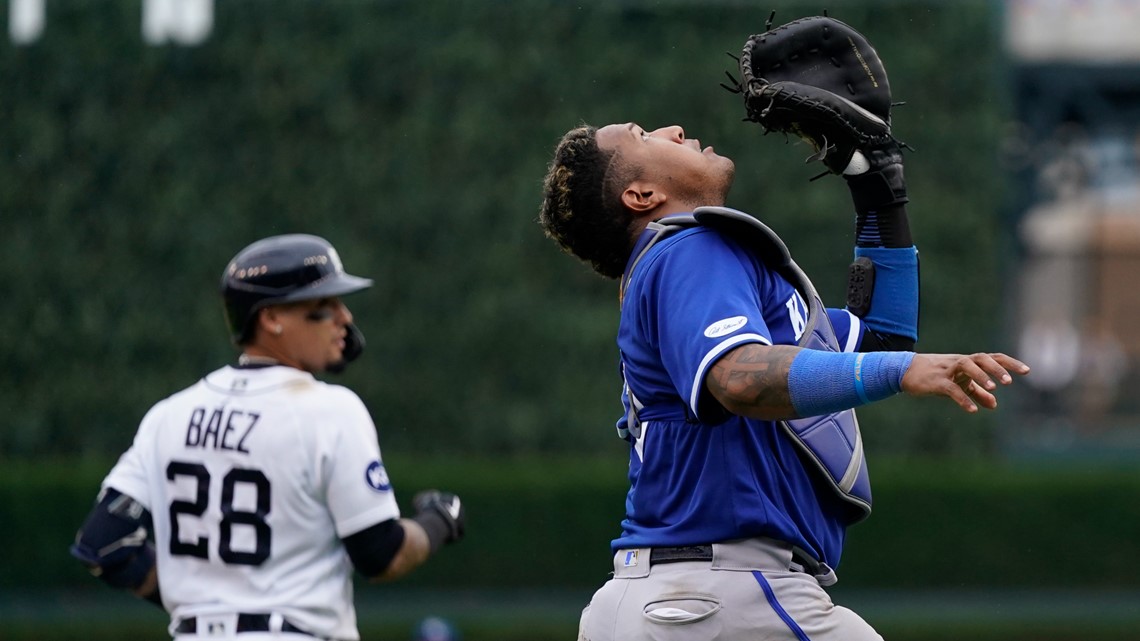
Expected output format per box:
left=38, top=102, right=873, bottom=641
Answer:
left=623, top=550, right=639, bottom=567
left=364, top=460, right=392, bottom=492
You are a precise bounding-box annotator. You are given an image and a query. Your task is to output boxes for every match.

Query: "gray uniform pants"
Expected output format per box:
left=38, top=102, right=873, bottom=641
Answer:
left=577, top=538, right=883, bottom=641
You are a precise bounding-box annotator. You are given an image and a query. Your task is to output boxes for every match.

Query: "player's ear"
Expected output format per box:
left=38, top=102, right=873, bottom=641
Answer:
left=621, top=182, right=666, bottom=213
left=256, top=307, right=284, bottom=338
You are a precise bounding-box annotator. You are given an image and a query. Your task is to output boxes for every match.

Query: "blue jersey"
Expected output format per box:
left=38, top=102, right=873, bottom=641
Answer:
left=614, top=223, right=864, bottom=568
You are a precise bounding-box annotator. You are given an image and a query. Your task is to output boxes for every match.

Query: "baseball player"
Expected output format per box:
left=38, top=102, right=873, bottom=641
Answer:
left=538, top=17, right=1029, bottom=641
left=69, top=234, right=465, bottom=641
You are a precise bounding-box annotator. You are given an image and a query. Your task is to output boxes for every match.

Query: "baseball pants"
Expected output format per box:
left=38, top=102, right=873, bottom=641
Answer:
left=576, top=538, right=884, bottom=641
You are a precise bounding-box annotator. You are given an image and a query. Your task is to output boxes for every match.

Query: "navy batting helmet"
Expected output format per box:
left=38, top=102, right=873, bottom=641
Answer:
left=221, top=234, right=373, bottom=345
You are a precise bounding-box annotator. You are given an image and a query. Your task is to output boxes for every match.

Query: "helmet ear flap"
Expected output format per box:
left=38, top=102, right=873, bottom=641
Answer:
left=224, top=294, right=259, bottom=345
left=230, top=304, right=269, bottom=345
left=325, top=323, right=365, bottom=375
left=342, top=323, right=365, bottom=363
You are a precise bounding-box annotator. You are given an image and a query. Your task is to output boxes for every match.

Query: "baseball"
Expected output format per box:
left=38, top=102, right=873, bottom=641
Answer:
left=843, top=151, right=871, bottom=175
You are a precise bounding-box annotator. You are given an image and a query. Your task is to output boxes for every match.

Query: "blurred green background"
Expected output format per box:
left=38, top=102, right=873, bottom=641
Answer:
left=3, top=0, right=1139, bottom=639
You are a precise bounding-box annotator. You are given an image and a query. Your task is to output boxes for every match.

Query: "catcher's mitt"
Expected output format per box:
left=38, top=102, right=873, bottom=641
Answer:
left=733, top=14, right=903, bottom=176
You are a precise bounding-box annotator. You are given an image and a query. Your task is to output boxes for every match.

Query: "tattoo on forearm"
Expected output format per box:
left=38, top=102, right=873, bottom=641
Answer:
left=707, top=344, right=799, bottom=417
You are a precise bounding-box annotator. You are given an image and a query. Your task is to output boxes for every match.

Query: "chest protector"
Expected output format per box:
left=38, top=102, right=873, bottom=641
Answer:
left=620, top=206, right=871, bottom=522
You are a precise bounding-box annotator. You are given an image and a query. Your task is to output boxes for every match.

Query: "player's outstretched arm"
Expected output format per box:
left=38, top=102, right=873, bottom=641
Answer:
left=707, top=343, right=1030, bottom=420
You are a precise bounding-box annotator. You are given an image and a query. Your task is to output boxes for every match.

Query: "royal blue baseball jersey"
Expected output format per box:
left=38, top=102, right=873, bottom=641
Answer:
left=614, top=223, right=865, bottom=568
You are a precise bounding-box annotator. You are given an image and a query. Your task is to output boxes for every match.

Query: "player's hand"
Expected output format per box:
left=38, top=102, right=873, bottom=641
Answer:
left=901, top=353, right=1030, bottom=413
left=413, top=490, right=465, bottom=544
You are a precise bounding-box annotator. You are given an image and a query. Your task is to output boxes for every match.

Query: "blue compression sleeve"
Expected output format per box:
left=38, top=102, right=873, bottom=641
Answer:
left=788, top=349, right=916, bottom=417
left=853, top=246, right=919, bottom=341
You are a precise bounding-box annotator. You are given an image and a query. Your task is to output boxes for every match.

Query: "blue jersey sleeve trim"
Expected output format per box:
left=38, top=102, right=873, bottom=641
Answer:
left=788, top=349, right=915, bottom=416
left=841, top=310, right=862, bottom=353
left=691, top=332, right=771, bottom=417
left=852, top=246, right=919, bottom=341
left=825, top=308, right=864, bottom=353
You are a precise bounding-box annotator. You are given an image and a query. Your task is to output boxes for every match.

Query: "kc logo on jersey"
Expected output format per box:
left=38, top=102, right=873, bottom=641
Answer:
left=364, top=460, right=392, bottom=492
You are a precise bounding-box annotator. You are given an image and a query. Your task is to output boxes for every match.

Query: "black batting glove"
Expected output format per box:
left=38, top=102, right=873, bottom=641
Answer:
left=411, top=490, right=465, bottom=553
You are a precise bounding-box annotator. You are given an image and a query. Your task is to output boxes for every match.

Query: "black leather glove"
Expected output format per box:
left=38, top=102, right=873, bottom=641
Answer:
left=411, top=490, right=465, bottom=553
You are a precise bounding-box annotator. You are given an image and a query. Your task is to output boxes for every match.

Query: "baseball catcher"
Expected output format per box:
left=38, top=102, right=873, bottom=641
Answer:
left=541, top=10, right=1027, bottom=641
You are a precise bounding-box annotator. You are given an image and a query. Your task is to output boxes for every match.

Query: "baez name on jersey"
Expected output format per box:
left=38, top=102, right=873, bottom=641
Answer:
left=185, top=406, right=258, bottom=454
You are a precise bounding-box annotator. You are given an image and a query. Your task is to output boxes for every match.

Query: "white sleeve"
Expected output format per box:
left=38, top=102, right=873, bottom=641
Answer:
left=101, top=402, right=165, bottom=510
left=319, top=389, right=401, bottom=538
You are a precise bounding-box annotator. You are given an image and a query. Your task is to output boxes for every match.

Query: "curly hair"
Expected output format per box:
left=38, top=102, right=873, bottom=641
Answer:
left=538, top=125, right=636, bottom=280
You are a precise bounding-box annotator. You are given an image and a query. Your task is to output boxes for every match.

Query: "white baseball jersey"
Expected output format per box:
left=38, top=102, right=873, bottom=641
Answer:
left=102, top=364, right=400, bottom=641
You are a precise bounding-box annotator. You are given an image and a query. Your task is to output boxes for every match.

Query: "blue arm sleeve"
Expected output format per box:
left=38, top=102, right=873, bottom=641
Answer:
left=787, top=349, right=916, bottom=417
left=853, top=246, right=919, bottom=341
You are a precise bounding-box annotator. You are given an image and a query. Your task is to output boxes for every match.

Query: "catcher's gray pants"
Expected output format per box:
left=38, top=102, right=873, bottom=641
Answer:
left=577, top=538, right=884, bottom=641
